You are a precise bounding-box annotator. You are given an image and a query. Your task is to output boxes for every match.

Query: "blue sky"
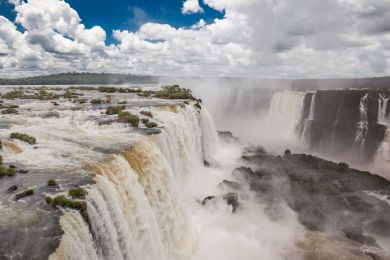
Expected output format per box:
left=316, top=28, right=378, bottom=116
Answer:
left=1, top=0, right=224, bottom=43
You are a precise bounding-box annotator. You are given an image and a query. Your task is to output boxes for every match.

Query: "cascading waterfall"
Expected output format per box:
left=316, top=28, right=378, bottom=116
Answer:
left=378, top=94, right=389, bottom=124
left=300, top=93, right=316, bottom=142
left=353, top=94, right=369, bottom=159
left=374, top=94, right=390, bottom=170
left=50, top=104, right=219, bottom=260
left=267, top=91, right=306, bottom=139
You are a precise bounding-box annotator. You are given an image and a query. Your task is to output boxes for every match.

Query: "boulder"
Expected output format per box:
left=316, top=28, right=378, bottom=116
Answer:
left=223, top=192, right=239, bottom=213
left=201, top=196, right=216, bottom=206
left=17, top=169, right=28, bottom=174
left=7, top=185, right=17, bottom=193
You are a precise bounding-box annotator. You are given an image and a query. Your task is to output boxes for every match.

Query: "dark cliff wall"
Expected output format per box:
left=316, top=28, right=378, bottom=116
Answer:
left=300, top=89, right=389, bottom=163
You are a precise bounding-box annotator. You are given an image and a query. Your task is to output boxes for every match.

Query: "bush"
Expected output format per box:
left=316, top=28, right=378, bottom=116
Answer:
left=137, top=91, right=153, bottom=97
left=2, top=107, right=18, bottom=114
left=10, top=132, right=37, bottom=145
left=106, top=105, right=125, bottom=115
left=47, top=179, right=57, bottom=186
left=90, top=99, right=103, bottom=105
left=141, top=118, right=149, bottom=124
left=0, top=166, right=16, bottom=177
left=98, top=86, right=117, bottom=93
left=117, top=101, right=127, bottom=104
left=52, top=195, right=84, bottom=209
left=0, top=155, right=2, bottom=165
left=68, top=188, right=87, bottom=199
left=117, top=112, right=139, bottom=127
left=140, top=110, right=153, bottom=118
left=194, top=103, right=202, bottom=110
left=145, top=122, right=158, bottom=128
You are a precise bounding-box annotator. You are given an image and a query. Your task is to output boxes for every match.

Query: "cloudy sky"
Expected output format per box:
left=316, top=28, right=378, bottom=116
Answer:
left=1, top=0, right=390, bottom=78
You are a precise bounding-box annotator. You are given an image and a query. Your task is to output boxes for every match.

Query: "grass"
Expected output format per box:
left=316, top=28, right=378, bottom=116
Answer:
left=2, top=90, right=25, bottom=99
left=10, top=132, right=37, bottom=145
left=106, top=105, right=125, bottom=115
left=51, top=195, right=84, bottom=209
left=68, top=188, right=87, bottom=199
left=47, top=179, right=57, bottom=186
left=117, top=112, right=139, bottom=127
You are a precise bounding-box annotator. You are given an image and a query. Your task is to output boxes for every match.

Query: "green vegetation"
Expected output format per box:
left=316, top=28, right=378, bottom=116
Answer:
left=45, top=196, right=52, bottom=204
left=106, top=105, right=126, bottom=115
left=1, top=107, right=18, bottom=114
left=10, top=132, right=37, bottom=145
left=154, top=85, right=195, bottom=100
left=117, top=101, right=127, bottom=104
left=141, top=118, right=149, bottom=124
left=0, top=166, right=16, bottom=177
left=117, top=112, right=140, bottom=127
left=47, top=179, right=57, bottom=186
left=194, top=103, right=202, bottom=110
left=15, top=189, right=34, bottom=200
left=62, top=90, right=80, bottom=99
left=0, top=155, right=3, bottom=165
left=145, top=122, right=158, bottom=128
left=5, top=104, right=19, bottom=109
left=51, top=195, right=84, bottom=209
left=137, top=91, right=153, bottom=97
left=140, top=110, right=153, bottom=117
left=90, top=99, right=104, bottom=105
left=2, top=90, right=25, bottom=99
left=69, top=86, right=97, bottom=91
left=68, top=187, right=87, bottom=199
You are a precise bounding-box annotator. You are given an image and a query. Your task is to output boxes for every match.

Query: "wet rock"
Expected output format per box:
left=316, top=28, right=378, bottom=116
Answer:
left=51, top=102, right=59, bottom=106
left=218, top=180, right=241, bottom=190
left=9, top=165, right=16, bottom=169
left=223, top=192, right=239, bottom=213
left=203, top=160, right=210, bottom=167
left=336, top=162, right=349, bottom=173
left=15, top=189, right=34, bottom=201
left=217, top=131, right=240, bottom=143
left=17, top=169, right=29, bottom=174
left=201, top=196, right=216, bottom=205
left=33, top=146, right=38, bottom=150
left=7, top=185, right=17, bottom=193
left=41, top=111, right=60, bottom=118
left=284, top=149, right=291, bottom=157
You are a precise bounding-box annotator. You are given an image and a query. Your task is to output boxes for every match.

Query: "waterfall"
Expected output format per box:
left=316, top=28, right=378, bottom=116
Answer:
left=353, top=93, right=369, bottom=159
left=301, top=93, right=316, bottom=142
left=378, top=93, right=389, bottom=124
left=51, top=104, right=219, bottom=260
left=267, top=91, right=305, bottom=138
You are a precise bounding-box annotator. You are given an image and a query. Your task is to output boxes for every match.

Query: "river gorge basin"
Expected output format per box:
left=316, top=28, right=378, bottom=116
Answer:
left=0, top=85, right=389, bottom=260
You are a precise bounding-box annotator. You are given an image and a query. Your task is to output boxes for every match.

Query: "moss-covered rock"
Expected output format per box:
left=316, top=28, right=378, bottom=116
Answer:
left=145, top=121, right=158, bottom=128
left=1, top=107, right=18, bottom=114
left=140, top=110, right=153, bottom=117
left=15, top=189, right=34, bottom=200
left=0, top=166, right=16, bottom=177
left=10, top=132, right=37, bottom=145
left=90, top=99, right=103, bottom=105
left=47, top=179, right=57, bottom=186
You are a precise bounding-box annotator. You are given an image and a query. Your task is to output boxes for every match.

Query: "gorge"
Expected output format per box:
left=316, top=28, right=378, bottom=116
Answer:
left=0, top=84, right=390, bottom=260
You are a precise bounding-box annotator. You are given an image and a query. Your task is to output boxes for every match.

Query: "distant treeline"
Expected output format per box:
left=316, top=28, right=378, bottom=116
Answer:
left=290, top=77, right=390, bottom=91
left=0, top=72, right=159, bottom=85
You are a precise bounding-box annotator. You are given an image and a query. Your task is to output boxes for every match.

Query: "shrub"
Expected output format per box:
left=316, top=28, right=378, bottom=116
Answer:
left=0, top=166, right=16, bottom=177
left=52, top=195, right=84, bottom=209
left=117, top=101, right=127, bottom=104
left=90, top=99, right=103, bottom=105
left=137, top=91, right=153, bottom=97
left=98, top=87, right=117, bottom=93
left=47, top=179, right=57, bottom=186
left=140, top=110, right=153, bottom=117
left=117, top=112, right=139, bottom=127
left=145, top=122, right=158, bottom=128
left=106, top=105, right=125, bottom=115
left=6, top=104, right=19, bottom=109
left=10, top=132, right=37, bottom=145
left=0, top=155, right=3, bottom=165
left=45, top=196, right=52, bottom=204
left=62, top=90, right=78, bottom=99
left=2, top=107, right=18, bottom=114
left=141, top=118, right=149, bottom=124
left=68, top=188, right=87, bottom=199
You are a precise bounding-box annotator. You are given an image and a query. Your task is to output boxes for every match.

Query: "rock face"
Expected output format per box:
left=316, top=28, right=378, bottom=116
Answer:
left=236, top=146, right=390, bottom=259
left=298, top=89, right=389, bottom=163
